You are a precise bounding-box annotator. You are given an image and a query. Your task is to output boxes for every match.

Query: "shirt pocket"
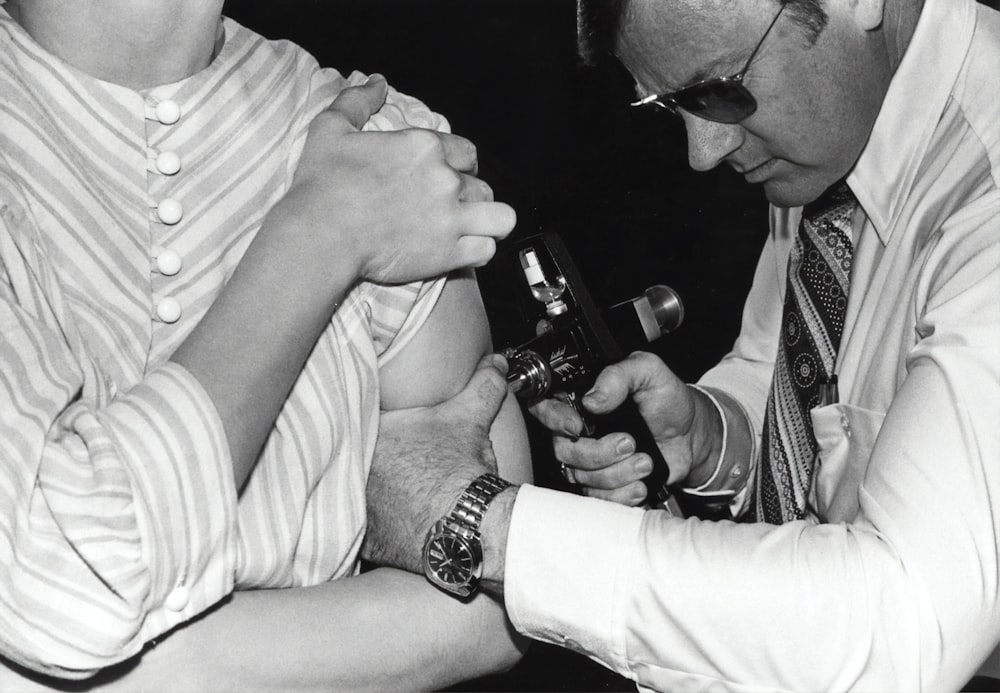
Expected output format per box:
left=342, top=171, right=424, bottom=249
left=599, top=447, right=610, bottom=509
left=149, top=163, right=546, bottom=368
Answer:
left=809, top=403, right=886, bottom=522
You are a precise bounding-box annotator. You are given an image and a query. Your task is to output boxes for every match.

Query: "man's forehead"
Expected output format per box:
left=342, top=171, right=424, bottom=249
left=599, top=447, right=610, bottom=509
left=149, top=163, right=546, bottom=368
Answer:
left=617, top=0, right=758, bottom=90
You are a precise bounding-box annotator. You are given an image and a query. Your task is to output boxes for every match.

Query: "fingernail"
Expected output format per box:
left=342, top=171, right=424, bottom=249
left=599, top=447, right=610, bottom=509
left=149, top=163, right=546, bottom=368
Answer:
left=490, top=353, right=509, bottom=375
left=583, top=389, right=605, bottom=407
left=562, top=422, right=582, bottom=440
left=365, top=73, right=386, bottom=84
left=616, top=437, right=634, bottom=456
left=636, top=455, right=653, bottom=475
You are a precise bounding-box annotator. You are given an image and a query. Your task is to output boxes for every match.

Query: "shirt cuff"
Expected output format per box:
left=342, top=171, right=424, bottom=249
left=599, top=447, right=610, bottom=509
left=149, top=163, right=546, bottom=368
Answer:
left=505, top=485, right=645, bottom=673
left=685, top=385, right=758, bottom=517
left=683, top=384, right=730, bottom=497
left=101, top=362, right=238, bottom=638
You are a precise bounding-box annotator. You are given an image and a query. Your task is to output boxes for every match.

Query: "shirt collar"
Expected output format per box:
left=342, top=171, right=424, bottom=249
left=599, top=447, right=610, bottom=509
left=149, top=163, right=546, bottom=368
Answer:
left=847, top=0, right=977, bottom=245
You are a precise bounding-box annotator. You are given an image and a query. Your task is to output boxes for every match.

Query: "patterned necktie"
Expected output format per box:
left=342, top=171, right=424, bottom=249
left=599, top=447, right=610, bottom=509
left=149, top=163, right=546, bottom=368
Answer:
left=751, top=181, right=857, bottom=524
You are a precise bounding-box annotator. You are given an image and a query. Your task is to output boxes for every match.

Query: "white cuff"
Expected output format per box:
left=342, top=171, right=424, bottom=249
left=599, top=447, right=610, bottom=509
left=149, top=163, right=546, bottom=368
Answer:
left=683, top=384, right=732, bottom=498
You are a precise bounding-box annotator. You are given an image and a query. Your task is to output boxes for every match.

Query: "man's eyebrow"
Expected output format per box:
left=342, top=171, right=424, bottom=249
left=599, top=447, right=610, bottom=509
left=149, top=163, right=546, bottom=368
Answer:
left=683, top=50, right=747, bottom=85
left=633, top=49, right=746, bottom=99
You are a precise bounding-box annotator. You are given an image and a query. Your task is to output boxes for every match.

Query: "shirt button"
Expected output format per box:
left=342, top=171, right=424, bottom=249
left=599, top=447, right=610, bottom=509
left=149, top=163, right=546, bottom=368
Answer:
left=157, top=199, right=183, bottom=225
left=155, top=151, right=181, bottom=176
left=840, top=414, right=852, bottom=437
left=164, top=585, right=190, bottom=612
left=155, top=100, right=181, bottom=125
left=156, top=249, right=183, bottom=276
left=156, top=297, right=182, bottom=324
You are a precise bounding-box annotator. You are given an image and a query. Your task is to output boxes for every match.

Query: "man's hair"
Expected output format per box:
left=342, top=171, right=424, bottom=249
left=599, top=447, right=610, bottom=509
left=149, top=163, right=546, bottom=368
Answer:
left=577, top=0, right=829, bottom=66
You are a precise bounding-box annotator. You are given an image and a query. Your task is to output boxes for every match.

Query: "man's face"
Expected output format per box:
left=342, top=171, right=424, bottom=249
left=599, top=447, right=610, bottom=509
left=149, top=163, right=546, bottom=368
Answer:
left=617, top=0, right=890, bottom=207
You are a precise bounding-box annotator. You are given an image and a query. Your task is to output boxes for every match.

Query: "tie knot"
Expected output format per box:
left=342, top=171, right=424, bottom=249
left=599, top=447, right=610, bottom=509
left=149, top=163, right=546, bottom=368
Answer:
left=803, top=180, right=855, bottom=224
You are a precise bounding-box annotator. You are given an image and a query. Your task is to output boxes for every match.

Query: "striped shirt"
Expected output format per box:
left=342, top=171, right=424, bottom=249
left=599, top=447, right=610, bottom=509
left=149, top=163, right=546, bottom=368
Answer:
left=0, top=11, right=447, bottom=679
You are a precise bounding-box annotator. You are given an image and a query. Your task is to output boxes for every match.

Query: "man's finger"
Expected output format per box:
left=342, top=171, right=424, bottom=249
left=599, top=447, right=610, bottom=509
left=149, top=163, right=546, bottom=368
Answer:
left=327, top=74, right=389, bottom=133
left=582, top=480, right=648, bottom=507
left=571, top=452, right=650, bottom=489
left=581, top=352, right=668, bottom=415
left=529, top=398, right=584, bottom=438
left=553, top=432, right=635, bottom=471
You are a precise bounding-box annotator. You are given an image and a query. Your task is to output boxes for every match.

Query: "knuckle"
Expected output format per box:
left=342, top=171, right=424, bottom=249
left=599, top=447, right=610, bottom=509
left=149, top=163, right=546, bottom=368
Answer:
left=403, top=128, right=442, bottom=156
left=629, top=350, right=659, bottom=368
left=552, top=436, right=573, bottom=459
left=478, top=179, right=494, bottom=201
left=463, top=139, right=479, bottom=165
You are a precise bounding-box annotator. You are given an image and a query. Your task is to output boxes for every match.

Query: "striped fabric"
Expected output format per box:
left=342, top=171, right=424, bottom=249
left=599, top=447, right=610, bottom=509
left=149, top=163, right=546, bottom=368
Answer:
left=0, top=11, right=447, bottom=679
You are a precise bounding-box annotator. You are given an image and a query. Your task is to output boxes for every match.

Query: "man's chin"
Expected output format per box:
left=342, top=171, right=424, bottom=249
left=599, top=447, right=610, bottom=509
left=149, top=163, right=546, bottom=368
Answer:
left=760, top=175, right=834, bottom=209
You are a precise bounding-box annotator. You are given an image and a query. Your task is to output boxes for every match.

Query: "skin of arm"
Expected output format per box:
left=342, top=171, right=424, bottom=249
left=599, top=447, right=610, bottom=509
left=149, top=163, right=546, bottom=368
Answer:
left=1, top=271, right=529, bottom=692
left=159, top=271, right=532, bottom=688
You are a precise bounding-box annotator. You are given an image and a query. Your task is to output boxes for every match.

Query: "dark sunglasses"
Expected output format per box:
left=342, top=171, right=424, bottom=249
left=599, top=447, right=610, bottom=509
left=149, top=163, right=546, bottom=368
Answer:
left=630, top=1, right=787, bottom=124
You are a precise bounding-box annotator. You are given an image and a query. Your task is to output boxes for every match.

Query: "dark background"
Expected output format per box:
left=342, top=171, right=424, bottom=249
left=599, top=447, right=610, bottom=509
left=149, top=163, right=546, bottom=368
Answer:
left=222, top=1, right=767, bottom=690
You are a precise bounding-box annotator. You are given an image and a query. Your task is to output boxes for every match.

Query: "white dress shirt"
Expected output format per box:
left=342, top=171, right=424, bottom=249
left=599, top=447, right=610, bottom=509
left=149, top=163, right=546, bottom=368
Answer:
left=505, top=0, right=1000, bottom=689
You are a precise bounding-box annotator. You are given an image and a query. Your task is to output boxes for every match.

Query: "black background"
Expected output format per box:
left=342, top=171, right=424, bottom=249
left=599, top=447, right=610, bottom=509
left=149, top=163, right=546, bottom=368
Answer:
left=222, top=1, right=767, bottom=690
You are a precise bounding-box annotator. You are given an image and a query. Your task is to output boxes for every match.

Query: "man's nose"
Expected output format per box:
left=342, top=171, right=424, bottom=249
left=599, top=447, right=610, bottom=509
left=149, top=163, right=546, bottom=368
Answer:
left=681, top=112, right=744, bottom=171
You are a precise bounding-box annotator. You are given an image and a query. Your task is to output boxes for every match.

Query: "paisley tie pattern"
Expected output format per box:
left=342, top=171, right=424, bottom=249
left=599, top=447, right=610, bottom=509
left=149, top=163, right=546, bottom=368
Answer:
left=751, top=182, right=857, bottom=523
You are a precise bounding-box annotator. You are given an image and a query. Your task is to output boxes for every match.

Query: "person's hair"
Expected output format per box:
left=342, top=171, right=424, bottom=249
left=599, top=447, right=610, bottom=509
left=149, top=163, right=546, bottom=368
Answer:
left=576, top=0, right=829, bottom=66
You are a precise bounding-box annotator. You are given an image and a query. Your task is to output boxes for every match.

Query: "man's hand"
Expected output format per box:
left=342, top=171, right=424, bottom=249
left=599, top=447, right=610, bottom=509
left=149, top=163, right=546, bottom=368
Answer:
left=531, top=351, right=720, bottom=506
left=363, top=354, right=511, bottom=573
left=275, top=75, right=516, bottom=287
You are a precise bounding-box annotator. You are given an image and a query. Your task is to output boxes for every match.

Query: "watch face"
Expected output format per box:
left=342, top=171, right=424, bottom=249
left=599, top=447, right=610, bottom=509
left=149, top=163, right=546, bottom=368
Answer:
left=425, top=533, right=476, bottom=588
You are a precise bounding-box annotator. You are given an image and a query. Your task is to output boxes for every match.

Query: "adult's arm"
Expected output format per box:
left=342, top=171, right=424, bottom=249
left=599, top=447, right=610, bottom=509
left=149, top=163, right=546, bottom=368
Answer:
left=499, top=207, right=1000, bottom=691
left=0, top=568, right=521, bottom=693
left=0, top=78, right=514, bottom=679
left=0, top=270, right=528, bottom=693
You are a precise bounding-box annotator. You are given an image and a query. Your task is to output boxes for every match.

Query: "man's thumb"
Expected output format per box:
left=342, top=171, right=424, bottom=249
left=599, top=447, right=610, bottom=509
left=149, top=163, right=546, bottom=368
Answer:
left=447, top=353, right=509, bottom=430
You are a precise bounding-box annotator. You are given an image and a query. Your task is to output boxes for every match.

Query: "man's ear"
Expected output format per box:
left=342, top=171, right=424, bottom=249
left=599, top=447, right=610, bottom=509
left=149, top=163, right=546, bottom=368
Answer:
left=852, top=0, right=886, bottom=32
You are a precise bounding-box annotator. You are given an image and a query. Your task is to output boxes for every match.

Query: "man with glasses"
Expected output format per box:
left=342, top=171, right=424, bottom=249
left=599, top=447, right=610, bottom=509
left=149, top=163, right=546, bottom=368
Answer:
left=363, top=0, right=1000, bottom=689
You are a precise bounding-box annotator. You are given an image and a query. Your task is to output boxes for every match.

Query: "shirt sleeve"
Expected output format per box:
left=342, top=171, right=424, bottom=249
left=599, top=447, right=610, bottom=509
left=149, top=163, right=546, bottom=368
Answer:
left=0, top=194, right=239, bottom=679
left=505, top=203, right=1000, bottom=691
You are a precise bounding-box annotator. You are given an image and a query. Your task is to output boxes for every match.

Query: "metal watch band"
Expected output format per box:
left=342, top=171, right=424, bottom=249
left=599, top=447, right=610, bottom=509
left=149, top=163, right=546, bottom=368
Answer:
left=447, top=473, right=512, bottom=535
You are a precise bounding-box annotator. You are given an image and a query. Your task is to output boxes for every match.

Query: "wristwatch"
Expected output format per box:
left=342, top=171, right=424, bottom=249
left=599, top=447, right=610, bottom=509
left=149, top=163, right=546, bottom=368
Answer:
left=422, top=473, right=512, bottom=598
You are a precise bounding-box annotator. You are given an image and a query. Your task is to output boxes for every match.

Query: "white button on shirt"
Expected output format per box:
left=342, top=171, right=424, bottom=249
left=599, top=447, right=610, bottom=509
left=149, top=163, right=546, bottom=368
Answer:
left=156, top=249, right=183, bottom=276
left=163, top=585, right=190, bottom=612
left=157, top=199, right=183, bottom=225
left=155, top=297, right=182, bottom=324
left=155, top=151, right=181, bottom=176
left=154, top=100, right=181, bottom=125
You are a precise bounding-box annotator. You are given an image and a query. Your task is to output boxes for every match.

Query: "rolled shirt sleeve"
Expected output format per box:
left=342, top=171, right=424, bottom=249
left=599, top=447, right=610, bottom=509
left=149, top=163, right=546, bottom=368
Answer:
left=0, top=352, right=237, bottom=678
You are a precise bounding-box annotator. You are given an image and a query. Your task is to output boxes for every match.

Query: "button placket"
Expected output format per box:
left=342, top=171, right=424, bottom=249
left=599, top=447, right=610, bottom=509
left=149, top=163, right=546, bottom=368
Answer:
left=146, top=95, right=185, bottom=325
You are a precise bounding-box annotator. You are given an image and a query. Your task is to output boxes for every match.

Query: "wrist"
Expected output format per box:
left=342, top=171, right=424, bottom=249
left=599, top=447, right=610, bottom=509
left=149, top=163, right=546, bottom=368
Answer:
left=264, top=192, right=368, bottom=292
left=686, top=385, right=725, bottom=487
left=421, top=474, right=512, bottom=599
left=480, top=486, right=518, bottom=595
left=683, top=386, right=754, bottom=498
